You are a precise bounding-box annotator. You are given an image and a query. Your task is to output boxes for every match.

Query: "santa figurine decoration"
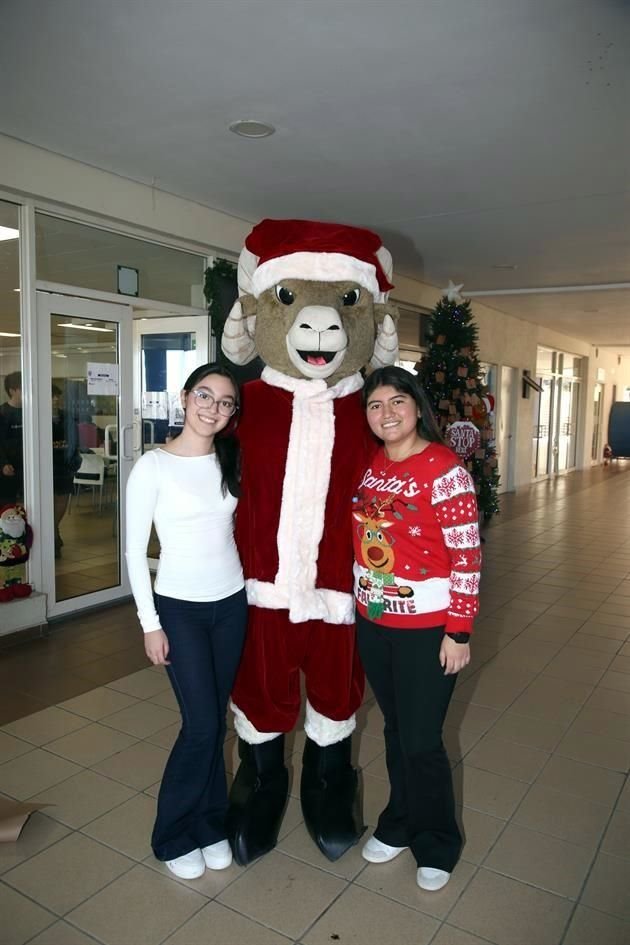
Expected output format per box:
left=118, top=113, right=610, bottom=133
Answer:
left=221, top=218, right=398, bottom=864
left=0, top=504, right=33, bottom=602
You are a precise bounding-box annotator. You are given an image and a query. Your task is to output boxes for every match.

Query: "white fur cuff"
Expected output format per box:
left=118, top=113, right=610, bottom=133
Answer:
left=230, top=701, right=282, bottom=745
left=251, top=252, right=381, bottom=300
left=304, top=700, right=356, bottom=747
left=246, top=579, right=354, bottom=625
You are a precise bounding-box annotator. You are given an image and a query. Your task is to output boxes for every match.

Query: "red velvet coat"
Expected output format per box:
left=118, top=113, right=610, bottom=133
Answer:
left=236, top=371, right=374, bottom=621
left=230, top=368, right=374, bottom=738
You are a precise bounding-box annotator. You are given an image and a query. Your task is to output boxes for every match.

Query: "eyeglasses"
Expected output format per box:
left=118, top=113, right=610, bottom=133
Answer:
left=189, top=389, right=238, bottom=417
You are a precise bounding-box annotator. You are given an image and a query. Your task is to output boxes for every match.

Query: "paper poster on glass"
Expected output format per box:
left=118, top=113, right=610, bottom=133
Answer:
left=87, top=363, right=119, bottom=396
left=168, top=392, right=185, bottom=427
left=142, top=391, right=168, bottom=420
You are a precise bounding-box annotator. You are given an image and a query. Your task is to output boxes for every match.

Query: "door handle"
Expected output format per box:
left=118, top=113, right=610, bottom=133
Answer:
left=132, top=420, right=142, bottom=453
left=122, top=424, right=134, bottom=460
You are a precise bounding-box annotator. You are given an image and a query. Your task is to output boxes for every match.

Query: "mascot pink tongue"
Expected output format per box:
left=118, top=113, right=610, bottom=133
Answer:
left=221, top=218, right=398, bottom=865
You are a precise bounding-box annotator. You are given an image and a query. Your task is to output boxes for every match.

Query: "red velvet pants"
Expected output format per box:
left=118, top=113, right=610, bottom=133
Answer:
left=231, top=605, right=365, bottom=734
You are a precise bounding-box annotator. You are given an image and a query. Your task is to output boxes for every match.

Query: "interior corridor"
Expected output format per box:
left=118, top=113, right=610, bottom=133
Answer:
left=1, top=463, right=629, bottom=945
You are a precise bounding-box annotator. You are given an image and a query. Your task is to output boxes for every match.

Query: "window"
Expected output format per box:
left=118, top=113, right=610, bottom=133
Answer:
left=396, top=306, right=431, bottom=350
left=0, top=200, right=23, bottom=513
left=36, top=214, right=206, bottom=307
left=395, top=305, right=431, bottom=371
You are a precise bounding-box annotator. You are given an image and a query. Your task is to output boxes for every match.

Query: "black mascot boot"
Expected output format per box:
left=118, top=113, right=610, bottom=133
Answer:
left=300, top=735, right=366, bottom=861
left=226, top=735, right=289, bottom=866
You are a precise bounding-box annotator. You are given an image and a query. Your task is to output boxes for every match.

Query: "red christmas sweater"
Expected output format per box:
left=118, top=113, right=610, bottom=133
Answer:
left=352, top=442, right=481, bottom=633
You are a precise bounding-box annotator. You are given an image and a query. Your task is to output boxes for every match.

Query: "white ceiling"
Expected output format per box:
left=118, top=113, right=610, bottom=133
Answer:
left=1, top=0, right=629, bottom=346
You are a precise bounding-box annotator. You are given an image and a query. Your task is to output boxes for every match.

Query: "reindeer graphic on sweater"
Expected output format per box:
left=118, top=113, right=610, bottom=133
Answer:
left=353, top=494, right=417, bottom=619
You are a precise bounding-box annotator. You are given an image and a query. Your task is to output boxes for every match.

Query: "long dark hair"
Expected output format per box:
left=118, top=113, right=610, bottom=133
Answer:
left=183, top=362, right=241, bottom=498
left=363, top=366, right=444, bottom=444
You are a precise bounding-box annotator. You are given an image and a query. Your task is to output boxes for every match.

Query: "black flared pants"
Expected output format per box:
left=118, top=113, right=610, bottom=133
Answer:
left=357, top=612, right=462, bottom=872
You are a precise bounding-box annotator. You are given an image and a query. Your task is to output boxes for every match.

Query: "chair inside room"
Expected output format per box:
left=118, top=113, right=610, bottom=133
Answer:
left=68, top=453, right=105, bottom=513
left=77, top=421, right=102, bottom=450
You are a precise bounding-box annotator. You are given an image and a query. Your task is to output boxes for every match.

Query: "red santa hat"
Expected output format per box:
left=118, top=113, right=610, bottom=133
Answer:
left=237, top=218, right=394, bottom=302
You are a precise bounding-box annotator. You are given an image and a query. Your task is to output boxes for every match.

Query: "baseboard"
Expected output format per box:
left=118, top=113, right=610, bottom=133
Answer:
left=0, top=592, right=48, bottom=638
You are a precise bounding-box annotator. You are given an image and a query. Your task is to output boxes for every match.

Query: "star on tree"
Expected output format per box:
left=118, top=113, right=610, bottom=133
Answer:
left=443, top=280, right=465, bottom=303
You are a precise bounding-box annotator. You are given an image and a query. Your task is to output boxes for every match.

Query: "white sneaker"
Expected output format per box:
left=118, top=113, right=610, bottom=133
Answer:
left=165, top=849, right=205, bottom=879
left=417, top=867, right=451, bottom=891
left=361, top=835, right=408, bottom=863
left=201, top=839, right=233, bottom=870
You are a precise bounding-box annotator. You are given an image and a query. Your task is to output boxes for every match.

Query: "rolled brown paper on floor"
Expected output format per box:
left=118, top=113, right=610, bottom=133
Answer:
left=0, top=798, right=48, bottom=842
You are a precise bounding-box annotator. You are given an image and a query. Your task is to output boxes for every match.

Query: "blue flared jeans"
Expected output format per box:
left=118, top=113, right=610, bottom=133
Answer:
left=151, top=589, right=247, bottom=861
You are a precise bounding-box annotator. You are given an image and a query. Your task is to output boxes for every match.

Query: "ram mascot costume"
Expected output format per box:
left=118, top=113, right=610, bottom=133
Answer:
left=221, top=218, right=398, bottom=864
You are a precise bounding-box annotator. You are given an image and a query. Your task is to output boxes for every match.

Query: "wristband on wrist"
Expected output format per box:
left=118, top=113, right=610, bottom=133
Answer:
left=445, top=632, right=470, bottom=644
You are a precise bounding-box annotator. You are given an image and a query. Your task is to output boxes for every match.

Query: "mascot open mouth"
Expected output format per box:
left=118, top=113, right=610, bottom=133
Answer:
left=298, top=350, right=336, bottom=366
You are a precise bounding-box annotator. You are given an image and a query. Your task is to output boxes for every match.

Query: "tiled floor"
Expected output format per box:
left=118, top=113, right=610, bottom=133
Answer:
left=1, top=462, right=630, bottom=944
left=55, top=493, right=120, bottom=603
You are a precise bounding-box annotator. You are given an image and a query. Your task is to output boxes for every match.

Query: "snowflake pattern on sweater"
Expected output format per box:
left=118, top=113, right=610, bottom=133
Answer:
left=352, top=442, right=481, bottom=632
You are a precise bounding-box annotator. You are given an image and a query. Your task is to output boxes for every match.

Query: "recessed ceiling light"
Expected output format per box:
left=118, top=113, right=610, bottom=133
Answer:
left=0, top=331, right=21, bottom=338
left=0, top=226, right=19, bottom=241
left=229, top=119, right=276, bottom=138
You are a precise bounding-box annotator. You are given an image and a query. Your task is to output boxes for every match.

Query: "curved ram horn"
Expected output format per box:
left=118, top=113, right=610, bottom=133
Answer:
left=237, top=247, right=259, bottom=297
left=370, top=313, right=399, bottom=369
left=375, top=246, right=394, bottom=302
left=220, top=298, right=257, bottom=365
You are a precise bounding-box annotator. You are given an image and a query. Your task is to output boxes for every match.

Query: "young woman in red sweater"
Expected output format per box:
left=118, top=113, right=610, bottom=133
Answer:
left=352, top=366, right=481, bottom=891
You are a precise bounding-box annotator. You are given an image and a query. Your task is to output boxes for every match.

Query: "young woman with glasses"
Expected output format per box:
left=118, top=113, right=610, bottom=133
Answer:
left=126, top=362, right=247, bottom=880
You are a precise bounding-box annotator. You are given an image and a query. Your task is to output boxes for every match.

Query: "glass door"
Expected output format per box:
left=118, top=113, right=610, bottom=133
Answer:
left=532, top=375, right=554, bottom=478
left=532, top=348, right=582, bottom=480
left=592, top=383, right=604, bottom=461
left=133, top=315, right=210, bottom=563
left=37, top=293, right=133, bottom=617
left=555, top=355, right=581, bottom=474
left=556, top=378, right=578, bottom=472
left=497, top=366, right=517, bottom=493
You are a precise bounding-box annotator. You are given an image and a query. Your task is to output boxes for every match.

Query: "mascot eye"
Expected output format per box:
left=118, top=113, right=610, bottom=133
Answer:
left=342, top=288, right=360, bottom=306
left=275, top=285, right=295, bottom=305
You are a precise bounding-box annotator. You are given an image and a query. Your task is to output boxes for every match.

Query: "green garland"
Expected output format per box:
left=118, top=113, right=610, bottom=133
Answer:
left=203, top=258, right=237, bottom=324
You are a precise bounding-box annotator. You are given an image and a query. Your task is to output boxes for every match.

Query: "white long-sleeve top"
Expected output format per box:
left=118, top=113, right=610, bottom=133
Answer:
left=125, top=448, right=244, bottom=633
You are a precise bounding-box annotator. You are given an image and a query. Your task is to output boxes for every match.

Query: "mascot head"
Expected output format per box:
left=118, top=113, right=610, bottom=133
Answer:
left=221, top=219, right=399, bottom=386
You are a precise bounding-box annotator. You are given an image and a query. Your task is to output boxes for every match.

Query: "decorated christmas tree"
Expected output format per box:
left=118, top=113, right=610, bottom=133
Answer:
left=417, top=282, right=500, bottom=520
